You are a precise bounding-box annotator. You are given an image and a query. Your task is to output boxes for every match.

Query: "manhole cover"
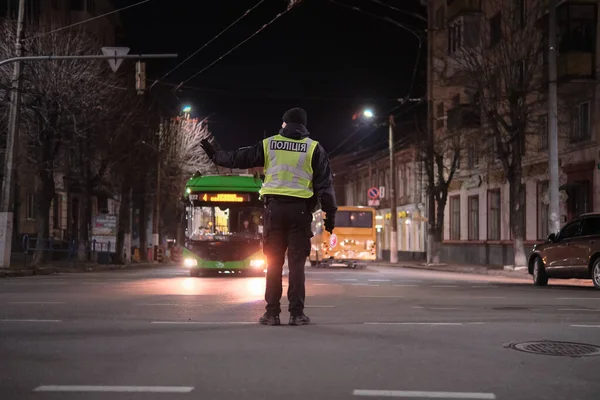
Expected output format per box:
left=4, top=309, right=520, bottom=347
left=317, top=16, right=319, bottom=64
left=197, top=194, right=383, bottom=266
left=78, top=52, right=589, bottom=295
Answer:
left=508, top=341, right=600, bottom=357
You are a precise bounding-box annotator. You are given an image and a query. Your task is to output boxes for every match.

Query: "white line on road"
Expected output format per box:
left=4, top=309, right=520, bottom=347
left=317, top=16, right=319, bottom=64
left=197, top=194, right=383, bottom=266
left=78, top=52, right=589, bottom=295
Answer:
left=394, top=284, right=419, bottom=287
left=351, top=283, right=369, bottom=286
left=336, top=278, right=358, bottom=281
left=571, top=324, right=600, bottom=328
left=432, top=285, right=458, bottom=288
left=357, top=295, right=404, bottom=298
left=9, top=302, right=65, bottom=305
left=369, top=279, right=391, bottom=282
left=558, top=297, right=600, bottom=300
left=364, top=322, right=465, bottom=326
left=352, top=389, right=495, bottom=399
left=33, top=386, right=194, bottom=393
left=314, top=283, right=333, bottom=286
left=558, top=308, right=599, bottom=312
left=429, top=307, right=461, bottom=310
left=471, top=286, right=496, bottom=288
left=151, top=321, right=254, bottom=325
left=0, top=319, right=62, bottom=323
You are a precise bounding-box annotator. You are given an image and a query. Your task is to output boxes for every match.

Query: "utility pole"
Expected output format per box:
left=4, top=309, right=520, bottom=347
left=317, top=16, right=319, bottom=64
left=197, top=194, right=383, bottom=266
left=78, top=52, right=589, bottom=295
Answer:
left=548, top=0, right=560, bottom=234
left=389, top=114, right=398, bottom=264
left=153, top=117, right=163, bottom=260
left=0, top=0, right=25, bottom=268
left=425, top=0, right=436, bottom=265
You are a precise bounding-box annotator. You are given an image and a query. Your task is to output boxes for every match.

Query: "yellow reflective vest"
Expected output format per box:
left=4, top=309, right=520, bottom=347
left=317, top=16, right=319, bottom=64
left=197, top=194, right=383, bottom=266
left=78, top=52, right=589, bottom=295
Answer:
left=259, top=134, right=319, bottom=199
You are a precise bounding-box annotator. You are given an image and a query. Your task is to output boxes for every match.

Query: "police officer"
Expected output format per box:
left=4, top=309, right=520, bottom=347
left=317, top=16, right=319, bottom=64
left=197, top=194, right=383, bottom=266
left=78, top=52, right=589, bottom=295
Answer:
left=200, top=107, right=337, bottom=326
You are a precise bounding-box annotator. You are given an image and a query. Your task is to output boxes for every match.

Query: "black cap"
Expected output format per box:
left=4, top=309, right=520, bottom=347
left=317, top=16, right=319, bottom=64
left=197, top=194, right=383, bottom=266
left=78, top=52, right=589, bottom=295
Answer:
left=282, top=107, right=307, bottom=126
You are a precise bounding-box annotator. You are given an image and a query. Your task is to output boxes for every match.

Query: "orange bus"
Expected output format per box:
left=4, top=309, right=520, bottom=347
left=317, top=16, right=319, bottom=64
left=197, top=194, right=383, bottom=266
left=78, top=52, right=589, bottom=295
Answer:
left=309, top=206, right=377, bottom=268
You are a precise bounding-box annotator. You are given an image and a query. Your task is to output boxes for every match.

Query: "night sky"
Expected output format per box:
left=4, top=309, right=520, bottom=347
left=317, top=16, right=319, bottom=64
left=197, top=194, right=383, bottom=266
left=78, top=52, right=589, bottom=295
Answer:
left=113, top=0, right=425, bottom=154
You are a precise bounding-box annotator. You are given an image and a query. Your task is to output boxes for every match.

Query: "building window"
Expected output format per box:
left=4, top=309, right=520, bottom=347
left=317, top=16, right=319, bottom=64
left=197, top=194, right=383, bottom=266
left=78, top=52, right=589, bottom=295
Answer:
left=436, top=102, right=445, bottom=129
left=450, top=195, right=461, bottom=240
left=468, top=195, right=479, bottom=240
left=539, top=115, right=548, bottom=151
left=489, top=12, right=502, bottom=47
left=510, top=184, right=526, bottom=240
left=26, top=193, right=36, bottom=220
left=52, top=194, right=61, bottom=229
left=487, top=189, right=501, bottom=240
left=571, top=101, right=591, bottom=142
left=447, top=22, right=462, bottom=54
left=70, top=0, right=84, bottom=11
left=467, top=143, right=479, bottom=169
left=537, top=181, right=550, bottom=240
left=558, top=4, right=596, bottom=53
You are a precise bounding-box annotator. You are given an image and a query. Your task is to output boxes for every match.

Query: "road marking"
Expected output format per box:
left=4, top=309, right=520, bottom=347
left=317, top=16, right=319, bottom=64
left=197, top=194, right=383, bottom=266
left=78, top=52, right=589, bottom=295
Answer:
left=369, top=279, right=390, bottom=282
left=351, top=283, right=369, bottom=286
left=151, top=321, right=254, bottom=325
left=432, top=285, right=458, bottom=288
left=412, top=306, right=424, bottom=309
left=137, top=303, right=202, bottom=307
left=364, top=322, right=465, bottom=326
left=9, top=302, right=65, bottom=305
left=368, top=284, right=380, bottom=287
left=558, top=308, right=599, bottom=312
left=470, top=296, right=506, bottom=299
left=314, top=283, right=333, bottom=286
left=352, top=389, right=495, bottom=399
left=429, top=307, right=461, bottom=310
left=82, top=282, right=104, bottom=285
left=471, top=286, right=496, bottom=288
left=558, top=297, right=600, bottom=300
left=571, top=324, right=600, bottom=328
left=0, top=319, right=62, bottom=323
left=358, top=295, right=404, bottom=298
left=336, top=278, right=357, bottom=281
left=33, top=386, right=194, bottom=393
left=394, top=284, right=419, bottom=287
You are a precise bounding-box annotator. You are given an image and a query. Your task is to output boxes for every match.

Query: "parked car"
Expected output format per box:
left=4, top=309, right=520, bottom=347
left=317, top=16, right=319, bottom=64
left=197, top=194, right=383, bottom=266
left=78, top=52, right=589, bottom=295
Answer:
left=528, top=213, right=600, bottom=289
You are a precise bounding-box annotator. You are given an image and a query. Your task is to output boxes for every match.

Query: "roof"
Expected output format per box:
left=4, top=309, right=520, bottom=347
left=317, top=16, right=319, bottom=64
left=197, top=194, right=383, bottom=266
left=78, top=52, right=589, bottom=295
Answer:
left=184, top=174, right=262, bottom=195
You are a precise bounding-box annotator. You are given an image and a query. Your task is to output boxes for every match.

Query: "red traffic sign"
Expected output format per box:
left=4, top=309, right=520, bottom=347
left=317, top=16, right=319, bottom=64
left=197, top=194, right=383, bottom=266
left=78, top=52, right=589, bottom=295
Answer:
left=329, top=233, right=338, bottom=249
left=368, top=187, right=380, bottom=200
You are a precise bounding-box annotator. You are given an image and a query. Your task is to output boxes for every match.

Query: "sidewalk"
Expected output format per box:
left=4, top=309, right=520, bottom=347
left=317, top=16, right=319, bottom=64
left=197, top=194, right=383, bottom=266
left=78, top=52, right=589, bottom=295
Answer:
left=0, top=261, right=177, bottom=278
left=375, top=260, right=529, bottom=278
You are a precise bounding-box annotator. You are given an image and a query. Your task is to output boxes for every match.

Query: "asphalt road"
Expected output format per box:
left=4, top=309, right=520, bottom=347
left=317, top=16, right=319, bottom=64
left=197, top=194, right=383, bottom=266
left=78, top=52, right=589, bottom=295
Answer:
left=1, top=264, right=600, bottom=400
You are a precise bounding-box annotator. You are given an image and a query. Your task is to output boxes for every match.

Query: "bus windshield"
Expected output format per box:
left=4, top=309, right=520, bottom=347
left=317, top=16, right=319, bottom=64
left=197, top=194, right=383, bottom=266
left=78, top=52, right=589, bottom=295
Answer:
left=187, top=205, right=263, bottom=241
left=335, top=210, right=373, bottom=228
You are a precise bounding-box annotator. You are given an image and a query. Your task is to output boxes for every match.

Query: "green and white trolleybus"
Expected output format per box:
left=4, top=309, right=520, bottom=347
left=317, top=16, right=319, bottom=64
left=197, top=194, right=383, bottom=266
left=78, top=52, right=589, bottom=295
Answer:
left=182, top=174, right=266, bottom=277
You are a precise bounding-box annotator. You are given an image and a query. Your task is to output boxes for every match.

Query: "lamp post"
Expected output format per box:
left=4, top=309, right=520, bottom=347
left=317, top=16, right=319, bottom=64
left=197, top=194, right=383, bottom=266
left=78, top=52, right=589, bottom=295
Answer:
left=362, top=109, right=398, bottom=263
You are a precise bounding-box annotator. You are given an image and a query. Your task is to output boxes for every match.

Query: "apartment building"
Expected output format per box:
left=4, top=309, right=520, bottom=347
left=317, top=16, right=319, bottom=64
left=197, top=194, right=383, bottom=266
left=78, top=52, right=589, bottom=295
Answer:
left=331, top=145, right=427, bottom=261
left=0, top=0, right=123, bottom=250
left=427, top=0, right=599, bottom=265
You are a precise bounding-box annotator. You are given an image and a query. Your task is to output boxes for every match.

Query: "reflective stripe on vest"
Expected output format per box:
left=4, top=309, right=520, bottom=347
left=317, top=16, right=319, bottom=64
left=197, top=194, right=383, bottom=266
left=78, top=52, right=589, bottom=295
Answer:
left=259, top=134, right=318, bottom=199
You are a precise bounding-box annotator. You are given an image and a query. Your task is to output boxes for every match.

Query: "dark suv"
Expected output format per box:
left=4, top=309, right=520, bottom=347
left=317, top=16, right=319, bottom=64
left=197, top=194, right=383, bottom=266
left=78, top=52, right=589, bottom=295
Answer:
left=528, top=213, right=600, bottom=289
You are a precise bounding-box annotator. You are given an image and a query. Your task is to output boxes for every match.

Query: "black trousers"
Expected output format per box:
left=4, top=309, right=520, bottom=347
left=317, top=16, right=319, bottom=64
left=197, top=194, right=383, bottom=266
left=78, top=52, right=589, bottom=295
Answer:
left=263, top=197, right=312, bottom=316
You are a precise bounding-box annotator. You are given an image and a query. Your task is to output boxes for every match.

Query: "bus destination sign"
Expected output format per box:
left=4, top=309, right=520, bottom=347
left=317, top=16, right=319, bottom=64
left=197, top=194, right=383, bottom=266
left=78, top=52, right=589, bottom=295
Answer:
left=189, top=193, right=251, bottom=203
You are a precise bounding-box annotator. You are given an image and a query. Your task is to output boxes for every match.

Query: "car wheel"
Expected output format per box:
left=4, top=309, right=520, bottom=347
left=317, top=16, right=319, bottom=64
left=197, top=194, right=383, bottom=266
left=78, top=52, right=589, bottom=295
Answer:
left=532, top=257, right=548, bottom=286
left=591, top=259, right=600, bottom=289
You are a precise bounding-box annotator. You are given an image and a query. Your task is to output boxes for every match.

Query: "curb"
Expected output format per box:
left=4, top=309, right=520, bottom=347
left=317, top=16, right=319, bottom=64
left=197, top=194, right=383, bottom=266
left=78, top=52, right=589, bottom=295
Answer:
left=377, top=262, right=529, bottom=277
left=1, top=263, right=176, bottom=277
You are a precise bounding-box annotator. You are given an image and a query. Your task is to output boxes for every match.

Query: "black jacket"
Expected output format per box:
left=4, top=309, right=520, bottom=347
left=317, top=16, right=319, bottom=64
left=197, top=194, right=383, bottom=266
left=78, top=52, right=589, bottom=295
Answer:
left=212, top=123, right=338, bottom=216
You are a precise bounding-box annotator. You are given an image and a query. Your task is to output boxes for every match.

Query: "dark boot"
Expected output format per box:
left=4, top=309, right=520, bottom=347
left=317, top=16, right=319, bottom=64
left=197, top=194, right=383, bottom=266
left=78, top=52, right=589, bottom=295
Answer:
left=259, top=313, right=281, bottom=326
left=289, top=313, right=310, bottom=326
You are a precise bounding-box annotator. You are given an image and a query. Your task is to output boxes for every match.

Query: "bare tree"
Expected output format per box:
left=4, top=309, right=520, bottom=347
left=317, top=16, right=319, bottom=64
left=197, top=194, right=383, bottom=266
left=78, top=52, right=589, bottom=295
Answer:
left=158, top=117, right=218, bottom=245
left=434, top=0, right=550, bottom=268
left=0, top=22, right=124, bottom=265
left=415, top=115, right=462, bottom=264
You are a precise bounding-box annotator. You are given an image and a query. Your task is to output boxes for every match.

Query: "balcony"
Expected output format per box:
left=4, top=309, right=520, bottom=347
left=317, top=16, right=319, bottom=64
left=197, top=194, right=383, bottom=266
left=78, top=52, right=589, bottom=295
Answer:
left=447, top=104, right=481, bottom=131
left=446, top=0, right=482, bottom=22
left=558, top=52, right=595, bottom=81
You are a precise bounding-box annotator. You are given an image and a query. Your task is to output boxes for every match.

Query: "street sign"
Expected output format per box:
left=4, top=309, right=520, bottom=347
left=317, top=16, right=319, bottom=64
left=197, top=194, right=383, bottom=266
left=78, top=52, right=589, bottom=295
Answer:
left=368, top=199, right=380, bottom=206
left=101, top=47, right=130, bottom=72
left=368, top=187, right=380, bottom=200
left=379, top=186, right=385, bottom=199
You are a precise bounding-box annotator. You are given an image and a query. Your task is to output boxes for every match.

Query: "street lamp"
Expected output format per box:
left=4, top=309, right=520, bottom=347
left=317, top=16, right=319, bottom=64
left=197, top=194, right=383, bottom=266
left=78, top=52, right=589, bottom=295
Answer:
left=182, top=105, right=191, bottom=113
left=361, top=108, right=398, bottom=264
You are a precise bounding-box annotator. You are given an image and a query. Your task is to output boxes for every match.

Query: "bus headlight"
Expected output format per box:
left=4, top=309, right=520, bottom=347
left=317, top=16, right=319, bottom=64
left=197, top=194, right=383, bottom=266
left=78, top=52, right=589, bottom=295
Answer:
left=250, top=259, right=265, bottom=269
left=183, top=258, right=198, bottom=268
